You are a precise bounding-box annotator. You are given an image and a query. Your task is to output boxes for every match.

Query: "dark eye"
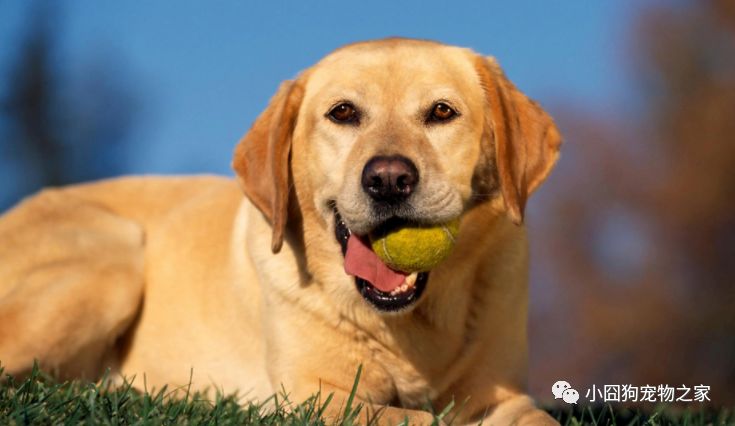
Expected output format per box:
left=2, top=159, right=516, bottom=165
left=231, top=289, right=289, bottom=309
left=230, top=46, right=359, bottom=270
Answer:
left=328, top=103, right=359, bottom=124
left=427, top=102, right=457, bottom=123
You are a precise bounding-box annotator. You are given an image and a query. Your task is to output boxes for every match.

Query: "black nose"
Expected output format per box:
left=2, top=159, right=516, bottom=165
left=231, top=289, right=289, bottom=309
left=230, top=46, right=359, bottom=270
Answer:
left=361, top=155, right=419, bottom=203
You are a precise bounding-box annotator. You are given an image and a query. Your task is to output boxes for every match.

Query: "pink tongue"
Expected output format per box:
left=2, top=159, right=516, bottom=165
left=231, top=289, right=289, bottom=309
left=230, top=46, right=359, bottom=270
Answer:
left=344, top=234, right=408, bottom=293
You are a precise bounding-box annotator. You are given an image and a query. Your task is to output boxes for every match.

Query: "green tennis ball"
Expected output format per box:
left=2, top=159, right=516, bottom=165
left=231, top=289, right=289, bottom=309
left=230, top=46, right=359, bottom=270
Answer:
left=369, top=219, right=460, bottom=273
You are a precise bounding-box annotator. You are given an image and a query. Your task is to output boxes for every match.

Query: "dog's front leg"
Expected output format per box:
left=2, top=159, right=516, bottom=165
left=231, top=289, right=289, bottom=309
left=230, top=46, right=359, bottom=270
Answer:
left=324, top=391, right=444, bottom=425
left=302, top=383, right=441, bottom=425
left=469, top=394, right=558, bottom=426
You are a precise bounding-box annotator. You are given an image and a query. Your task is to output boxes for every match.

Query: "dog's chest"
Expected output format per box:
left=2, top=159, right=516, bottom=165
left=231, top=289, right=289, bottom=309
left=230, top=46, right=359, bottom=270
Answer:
left=390, top=365, right=436, bottom=407
left=371, top=329, right=463, bottom=408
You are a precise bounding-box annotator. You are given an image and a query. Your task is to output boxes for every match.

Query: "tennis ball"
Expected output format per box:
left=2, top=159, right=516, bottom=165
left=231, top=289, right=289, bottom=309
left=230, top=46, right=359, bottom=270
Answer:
left=369, top=219, right=460, bottom=273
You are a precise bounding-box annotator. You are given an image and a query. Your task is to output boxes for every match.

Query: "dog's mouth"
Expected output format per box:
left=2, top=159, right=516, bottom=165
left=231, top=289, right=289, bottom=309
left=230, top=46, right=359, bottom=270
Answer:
left=333, top=207, right=429, bottom=312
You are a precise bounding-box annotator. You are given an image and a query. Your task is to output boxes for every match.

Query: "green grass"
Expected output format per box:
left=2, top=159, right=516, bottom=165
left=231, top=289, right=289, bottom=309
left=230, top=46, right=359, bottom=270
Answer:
left=545, top=403, right=734, bottom=426
left=0, top=365, right=733, bottom=425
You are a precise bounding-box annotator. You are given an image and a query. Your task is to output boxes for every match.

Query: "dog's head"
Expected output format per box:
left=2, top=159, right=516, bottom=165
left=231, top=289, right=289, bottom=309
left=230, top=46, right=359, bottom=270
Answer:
left=233, top=39, right=561, bottom=313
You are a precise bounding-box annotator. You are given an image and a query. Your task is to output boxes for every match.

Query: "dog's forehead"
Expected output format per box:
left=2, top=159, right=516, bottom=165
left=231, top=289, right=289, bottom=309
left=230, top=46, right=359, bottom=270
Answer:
left=303, top=40, right=482, bottom=102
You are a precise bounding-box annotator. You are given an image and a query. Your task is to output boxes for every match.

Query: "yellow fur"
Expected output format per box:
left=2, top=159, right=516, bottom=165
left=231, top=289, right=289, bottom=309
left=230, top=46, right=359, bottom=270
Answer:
left=0, top=38, right=562, bottom=425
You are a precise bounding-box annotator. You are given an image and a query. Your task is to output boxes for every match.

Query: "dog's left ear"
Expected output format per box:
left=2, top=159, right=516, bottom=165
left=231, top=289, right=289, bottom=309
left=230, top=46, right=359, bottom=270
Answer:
left=232, top=78, right=305, bottom=253
left=474, top=56, right=562, bottom=224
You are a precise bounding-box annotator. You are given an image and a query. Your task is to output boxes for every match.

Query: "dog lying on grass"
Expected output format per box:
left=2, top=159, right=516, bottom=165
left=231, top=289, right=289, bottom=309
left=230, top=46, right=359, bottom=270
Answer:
left=0, top=38, right=561, bottom=425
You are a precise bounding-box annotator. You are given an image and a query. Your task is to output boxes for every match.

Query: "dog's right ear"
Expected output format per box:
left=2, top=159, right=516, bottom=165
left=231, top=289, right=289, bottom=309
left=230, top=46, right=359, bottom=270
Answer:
left=232, top=79, right=305, bottom=254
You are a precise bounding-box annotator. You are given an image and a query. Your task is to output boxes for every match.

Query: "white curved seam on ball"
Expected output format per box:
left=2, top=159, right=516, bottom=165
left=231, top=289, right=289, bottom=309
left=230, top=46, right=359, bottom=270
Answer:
left=442, top=225, right=456, bottom=244
left=381, top=237, right=395, bottom=264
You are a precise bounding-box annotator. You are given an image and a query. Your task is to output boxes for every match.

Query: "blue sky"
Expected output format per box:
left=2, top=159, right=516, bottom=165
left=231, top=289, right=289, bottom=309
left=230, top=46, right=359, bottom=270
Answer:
left=1, top=1, right=643, bottom=183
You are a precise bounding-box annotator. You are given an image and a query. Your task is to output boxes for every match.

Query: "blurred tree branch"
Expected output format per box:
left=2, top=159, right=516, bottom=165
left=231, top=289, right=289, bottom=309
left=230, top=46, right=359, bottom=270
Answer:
left=0, top=1, right=139, bottom=209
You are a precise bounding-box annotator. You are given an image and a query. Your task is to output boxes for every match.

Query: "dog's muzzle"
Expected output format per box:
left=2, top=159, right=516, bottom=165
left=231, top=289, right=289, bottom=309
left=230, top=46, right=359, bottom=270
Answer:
left=333, top=206, right=429, bottom=312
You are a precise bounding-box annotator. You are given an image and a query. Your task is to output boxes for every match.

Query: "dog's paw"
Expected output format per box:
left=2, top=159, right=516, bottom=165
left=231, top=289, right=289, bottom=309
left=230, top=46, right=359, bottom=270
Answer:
left=514, top=409, right=559, bottom=426
left=379, top=409, right=445, bottom=426
left=478, top=395, right=559, bottom=426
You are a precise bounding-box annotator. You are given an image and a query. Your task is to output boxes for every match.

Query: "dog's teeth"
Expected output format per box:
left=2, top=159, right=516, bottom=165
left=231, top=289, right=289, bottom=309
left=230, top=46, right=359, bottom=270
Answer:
left=390, top=275, right=419, bottom=297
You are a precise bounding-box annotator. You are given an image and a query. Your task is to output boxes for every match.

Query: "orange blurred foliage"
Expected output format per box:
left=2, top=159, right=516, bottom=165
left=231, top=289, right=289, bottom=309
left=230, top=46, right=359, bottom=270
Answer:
left=530, top=0, right=735, bottom=405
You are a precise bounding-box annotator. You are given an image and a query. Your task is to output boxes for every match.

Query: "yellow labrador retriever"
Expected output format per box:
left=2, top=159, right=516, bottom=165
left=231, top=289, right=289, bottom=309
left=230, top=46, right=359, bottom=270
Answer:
left=0, top=38, right=561, bottom=425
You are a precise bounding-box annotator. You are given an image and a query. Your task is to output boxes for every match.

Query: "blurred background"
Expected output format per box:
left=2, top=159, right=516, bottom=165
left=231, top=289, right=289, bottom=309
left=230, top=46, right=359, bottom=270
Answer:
left=1, top=0, right=733, bottom=405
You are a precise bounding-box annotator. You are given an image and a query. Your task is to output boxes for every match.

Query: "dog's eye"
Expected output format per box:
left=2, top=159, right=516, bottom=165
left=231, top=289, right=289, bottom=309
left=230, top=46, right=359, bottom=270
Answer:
left=328, top=103, right=359, bottom=124
left=427, top=102, right=457, bottom=123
